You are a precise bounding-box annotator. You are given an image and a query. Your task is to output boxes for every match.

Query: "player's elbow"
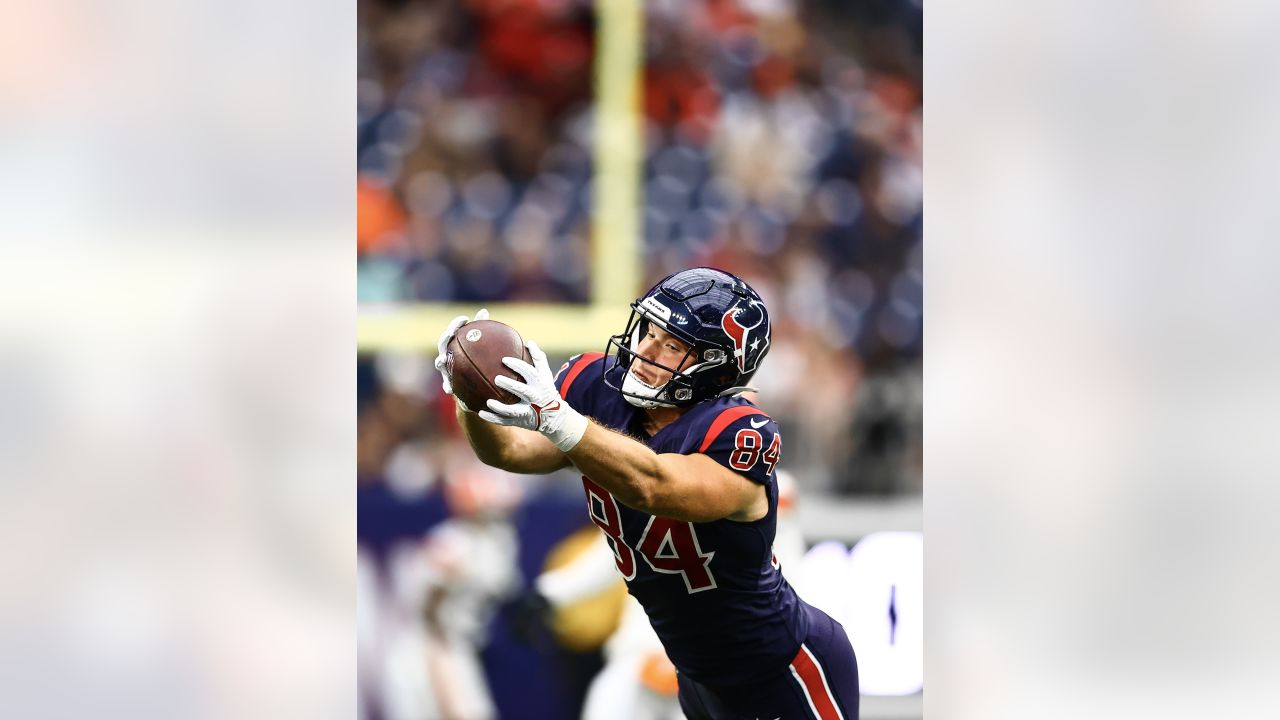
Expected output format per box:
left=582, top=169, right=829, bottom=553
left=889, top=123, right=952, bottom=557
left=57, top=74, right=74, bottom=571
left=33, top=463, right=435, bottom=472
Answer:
left=481, top=434, right=566, bottom=475
left=479, top=446, right=534, bottom=474
left=472, top=443, right=511, bottom=470
left=475, top=425, right=520, bottom=466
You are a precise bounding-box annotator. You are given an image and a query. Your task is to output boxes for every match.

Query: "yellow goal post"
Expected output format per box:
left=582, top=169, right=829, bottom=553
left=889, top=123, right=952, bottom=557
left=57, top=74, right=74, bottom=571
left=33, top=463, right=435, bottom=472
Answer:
left=357, top=0, right=644, bottom=356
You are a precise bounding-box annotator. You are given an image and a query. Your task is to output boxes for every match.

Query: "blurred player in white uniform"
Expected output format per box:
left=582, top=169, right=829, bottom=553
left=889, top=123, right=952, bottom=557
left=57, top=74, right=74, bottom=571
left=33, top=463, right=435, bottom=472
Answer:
left=381, top=462, right=521, bottom=720
left=533, top=470, right=805, bottom=720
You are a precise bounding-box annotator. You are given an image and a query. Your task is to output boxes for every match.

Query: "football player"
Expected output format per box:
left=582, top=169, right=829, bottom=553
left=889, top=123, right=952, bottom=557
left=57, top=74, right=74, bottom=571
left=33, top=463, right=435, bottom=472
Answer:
left=435, top=267, right=859, bottom=719
left=381, top=464, right=520, bottom=720
left=529, top=468, right=810, bottom=720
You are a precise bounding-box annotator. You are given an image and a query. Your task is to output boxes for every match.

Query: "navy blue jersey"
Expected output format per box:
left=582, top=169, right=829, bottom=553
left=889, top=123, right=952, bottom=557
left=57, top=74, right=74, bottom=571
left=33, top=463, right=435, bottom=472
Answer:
left=555, top=352, right=809, bottom=688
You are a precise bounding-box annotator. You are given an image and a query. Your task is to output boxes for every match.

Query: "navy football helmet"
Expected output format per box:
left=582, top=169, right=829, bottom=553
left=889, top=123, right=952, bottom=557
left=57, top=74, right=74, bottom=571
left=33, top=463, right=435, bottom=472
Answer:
left=604, top=267, right=772, bottom=408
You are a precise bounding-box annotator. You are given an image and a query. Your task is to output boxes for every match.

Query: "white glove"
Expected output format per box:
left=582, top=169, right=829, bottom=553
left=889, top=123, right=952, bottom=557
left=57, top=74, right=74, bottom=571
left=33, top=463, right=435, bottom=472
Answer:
left=478, top=340, right=589, bottom=453
left=433, top=308, right=489, bottom=411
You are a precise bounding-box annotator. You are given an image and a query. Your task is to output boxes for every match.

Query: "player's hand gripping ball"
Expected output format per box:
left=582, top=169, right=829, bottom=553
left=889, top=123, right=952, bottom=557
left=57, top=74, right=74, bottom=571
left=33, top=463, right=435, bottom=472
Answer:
left=435, top=311, right=532, bottom=412
left=479, top=340, right=589, bottom=452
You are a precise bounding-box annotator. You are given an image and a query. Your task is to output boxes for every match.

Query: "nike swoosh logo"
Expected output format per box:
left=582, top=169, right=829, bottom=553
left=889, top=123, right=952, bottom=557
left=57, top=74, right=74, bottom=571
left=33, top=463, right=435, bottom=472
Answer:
left=531, top=400, right=560, bottom=426
left=749, top=417, right=768, bottom=429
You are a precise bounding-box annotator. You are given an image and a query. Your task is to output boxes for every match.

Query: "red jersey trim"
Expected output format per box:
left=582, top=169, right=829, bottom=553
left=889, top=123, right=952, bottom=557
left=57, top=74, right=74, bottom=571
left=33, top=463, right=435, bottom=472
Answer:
left=697, top=405, right=767, bottom=453
left=560, top=352, right=605, bottom=399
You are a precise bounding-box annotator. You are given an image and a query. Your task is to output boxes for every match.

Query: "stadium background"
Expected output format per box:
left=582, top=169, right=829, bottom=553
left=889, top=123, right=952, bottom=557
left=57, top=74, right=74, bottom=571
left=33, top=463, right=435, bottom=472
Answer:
left=356, top=0, right=921, bottom=717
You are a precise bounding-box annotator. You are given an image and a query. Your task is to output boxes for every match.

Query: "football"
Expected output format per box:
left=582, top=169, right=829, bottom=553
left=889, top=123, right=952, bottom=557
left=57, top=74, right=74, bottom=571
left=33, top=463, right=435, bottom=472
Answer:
left=446, top=319, right=534, bottom=411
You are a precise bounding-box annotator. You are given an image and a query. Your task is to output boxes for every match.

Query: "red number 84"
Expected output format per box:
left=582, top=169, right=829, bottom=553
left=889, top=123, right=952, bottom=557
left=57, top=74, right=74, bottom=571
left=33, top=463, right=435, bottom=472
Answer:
left=729, top=428, right=781, bottom=474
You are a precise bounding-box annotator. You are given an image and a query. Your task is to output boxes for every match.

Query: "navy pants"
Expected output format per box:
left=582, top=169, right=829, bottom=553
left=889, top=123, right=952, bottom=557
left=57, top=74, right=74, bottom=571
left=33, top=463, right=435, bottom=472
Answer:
left=676, top=603, right=859, bottom=720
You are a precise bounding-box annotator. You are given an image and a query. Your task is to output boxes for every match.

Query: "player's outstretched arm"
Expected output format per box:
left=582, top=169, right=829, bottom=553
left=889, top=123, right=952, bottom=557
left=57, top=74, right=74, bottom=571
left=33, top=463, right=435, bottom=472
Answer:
left=481, top=342, right=766, bottom=523
left=568, top=424, right=766, bottom=523
left=456, top=405, right=570, bottom=474
left=434, top=311, right=571, bottom=475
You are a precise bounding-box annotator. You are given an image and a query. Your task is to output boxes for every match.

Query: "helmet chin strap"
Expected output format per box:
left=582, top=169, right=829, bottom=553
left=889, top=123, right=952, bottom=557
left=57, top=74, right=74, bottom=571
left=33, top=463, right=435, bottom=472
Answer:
left=621, top=371, right=672, bottom=409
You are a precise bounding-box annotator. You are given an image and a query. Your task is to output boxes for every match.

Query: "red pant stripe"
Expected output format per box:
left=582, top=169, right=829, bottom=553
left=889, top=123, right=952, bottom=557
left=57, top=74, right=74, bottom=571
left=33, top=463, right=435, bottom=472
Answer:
left=789, top=643, right=844, bottom=720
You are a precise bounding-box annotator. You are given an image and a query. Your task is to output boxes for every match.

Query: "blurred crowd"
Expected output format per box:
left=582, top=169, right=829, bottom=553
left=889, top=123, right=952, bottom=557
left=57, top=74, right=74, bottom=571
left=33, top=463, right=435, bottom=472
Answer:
left=357, top=0, right=922, bottom=499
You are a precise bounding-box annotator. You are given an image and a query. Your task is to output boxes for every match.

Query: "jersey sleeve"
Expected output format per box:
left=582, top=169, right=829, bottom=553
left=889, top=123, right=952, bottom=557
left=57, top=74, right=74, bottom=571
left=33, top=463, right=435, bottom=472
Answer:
left=554, top=351, right=605, bottom=415
left=695, top=408, right=783, bottom=486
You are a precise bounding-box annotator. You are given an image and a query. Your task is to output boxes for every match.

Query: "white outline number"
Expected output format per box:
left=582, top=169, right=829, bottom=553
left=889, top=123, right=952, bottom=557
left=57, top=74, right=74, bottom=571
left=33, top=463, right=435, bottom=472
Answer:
left=582, top=476, right=637, bottom=580
left=762, top=432, right=781, bottom=475
left=729, top=428, right=763, bottom=470
left=636, top=517, right=717, bottom=593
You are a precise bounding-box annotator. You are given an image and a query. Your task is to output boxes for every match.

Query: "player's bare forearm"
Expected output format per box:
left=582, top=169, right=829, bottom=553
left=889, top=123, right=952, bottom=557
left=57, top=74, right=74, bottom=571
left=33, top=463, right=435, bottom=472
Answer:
left=564, top=421, right=663, bottom=510
left=566, top=421, right=754, bottom=522
left=457, top=405, right=569, bottom=474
